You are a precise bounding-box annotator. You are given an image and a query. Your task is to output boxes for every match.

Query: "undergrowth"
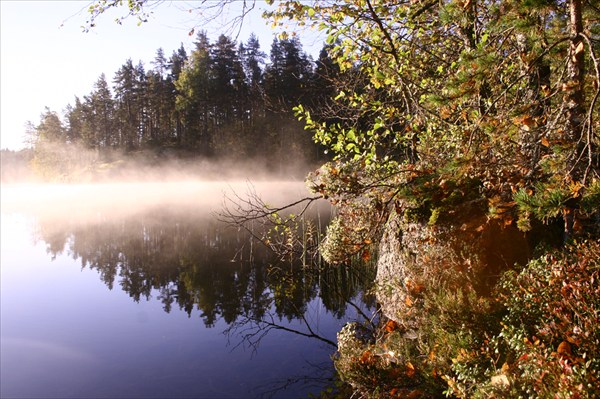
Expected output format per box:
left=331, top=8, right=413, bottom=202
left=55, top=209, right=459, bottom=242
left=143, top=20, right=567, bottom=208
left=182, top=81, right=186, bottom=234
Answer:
left=333, top=239, right=600, bottom=398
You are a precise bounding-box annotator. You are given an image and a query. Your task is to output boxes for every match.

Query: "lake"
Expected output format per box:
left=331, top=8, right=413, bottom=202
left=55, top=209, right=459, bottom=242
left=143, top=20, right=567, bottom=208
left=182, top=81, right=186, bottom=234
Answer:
left=0, top=181, right=374, bottom=399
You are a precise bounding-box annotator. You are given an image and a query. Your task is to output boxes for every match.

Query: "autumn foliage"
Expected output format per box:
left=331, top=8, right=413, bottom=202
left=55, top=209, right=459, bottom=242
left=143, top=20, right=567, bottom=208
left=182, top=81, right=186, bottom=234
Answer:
left=270, top=1, right=599, bottom=397
left=84, top=0, right=600, bottom=397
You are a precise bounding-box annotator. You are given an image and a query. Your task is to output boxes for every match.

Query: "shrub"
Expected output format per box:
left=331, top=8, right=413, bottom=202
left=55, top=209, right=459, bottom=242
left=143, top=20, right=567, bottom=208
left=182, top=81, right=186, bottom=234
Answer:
left=448, top=239, right=600, bottom=398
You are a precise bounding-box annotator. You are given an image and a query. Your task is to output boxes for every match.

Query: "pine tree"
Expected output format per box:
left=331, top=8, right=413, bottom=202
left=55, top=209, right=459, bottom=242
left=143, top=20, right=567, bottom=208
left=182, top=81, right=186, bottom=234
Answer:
left=263, top=37, right=315, bottom=170
left=210, top=34, right=246, bottom=126
left=113, top=60, right=140, bottom=149
left=175, top=31, right=212, bottom=153
left=168, top=44, right=188, bottom=145
left=239, top=33, right=267, bottom=156
left=81, top=73, right=115, bottom=149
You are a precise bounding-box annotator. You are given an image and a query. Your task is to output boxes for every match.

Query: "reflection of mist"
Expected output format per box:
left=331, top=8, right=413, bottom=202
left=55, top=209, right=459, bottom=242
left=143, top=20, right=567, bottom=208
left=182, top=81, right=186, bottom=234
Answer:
left=2, top=182, right=375, bottom=332
left=1, top=181, right=377, bottom=399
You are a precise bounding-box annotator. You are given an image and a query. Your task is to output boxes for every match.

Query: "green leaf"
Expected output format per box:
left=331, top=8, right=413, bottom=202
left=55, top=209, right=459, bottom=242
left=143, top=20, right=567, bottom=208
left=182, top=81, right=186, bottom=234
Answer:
left=346, top=130, right=356, bottom=141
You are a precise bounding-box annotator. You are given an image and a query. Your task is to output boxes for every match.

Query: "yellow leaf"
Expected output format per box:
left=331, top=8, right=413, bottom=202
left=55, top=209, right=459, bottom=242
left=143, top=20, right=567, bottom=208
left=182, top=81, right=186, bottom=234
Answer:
left=360, top=350, right=374, bottom=364
left=569, top=181, right=584, bottom=197
left=562, top=81, right=579, bottom=91
left=429, top=351, right=436, bottom=361
left=361, top=249, right=371, bottom=261
left=405, top=361, right=416, bottom=377
left=515, top=115, right=536, bottom=130
left=385, top=320, right=399, bottom=333
left=541, top=84, right=551, bottom=96
left=557, top=341, right=572, bottom=357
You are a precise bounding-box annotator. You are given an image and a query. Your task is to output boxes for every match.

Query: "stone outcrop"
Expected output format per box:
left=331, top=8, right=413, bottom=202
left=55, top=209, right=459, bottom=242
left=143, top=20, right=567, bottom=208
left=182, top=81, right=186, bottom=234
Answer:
left=375, top=210, right=548, bottom=325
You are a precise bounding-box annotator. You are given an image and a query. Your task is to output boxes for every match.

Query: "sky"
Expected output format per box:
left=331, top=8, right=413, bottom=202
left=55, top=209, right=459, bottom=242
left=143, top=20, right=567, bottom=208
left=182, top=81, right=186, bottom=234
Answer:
left=0, top=0, right=324, bottom=151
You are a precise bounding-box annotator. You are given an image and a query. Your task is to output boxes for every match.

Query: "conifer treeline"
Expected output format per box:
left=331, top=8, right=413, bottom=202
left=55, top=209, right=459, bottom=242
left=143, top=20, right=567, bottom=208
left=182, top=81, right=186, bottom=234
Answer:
left=31, top=32, right=338, bottom=172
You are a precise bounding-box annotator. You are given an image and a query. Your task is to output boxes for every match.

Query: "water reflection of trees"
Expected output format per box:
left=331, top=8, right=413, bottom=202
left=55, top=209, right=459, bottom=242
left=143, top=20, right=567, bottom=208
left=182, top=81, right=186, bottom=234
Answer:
left=35, top=207, right=375, bottom=329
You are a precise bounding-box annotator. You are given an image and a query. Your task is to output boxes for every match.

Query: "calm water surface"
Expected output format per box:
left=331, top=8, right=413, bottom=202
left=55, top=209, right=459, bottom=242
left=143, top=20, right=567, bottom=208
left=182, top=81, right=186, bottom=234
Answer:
left=0, top=182, right=373, bottom=399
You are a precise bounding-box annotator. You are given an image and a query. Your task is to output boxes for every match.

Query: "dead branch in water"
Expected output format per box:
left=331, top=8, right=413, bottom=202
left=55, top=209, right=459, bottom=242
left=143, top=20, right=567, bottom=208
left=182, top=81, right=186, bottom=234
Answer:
left=217, top=182, right=325, bottom=261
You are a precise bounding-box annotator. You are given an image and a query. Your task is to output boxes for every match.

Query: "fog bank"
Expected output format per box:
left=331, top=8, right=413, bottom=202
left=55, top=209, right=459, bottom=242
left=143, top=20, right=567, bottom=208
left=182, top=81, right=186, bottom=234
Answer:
left=1, top=180, right=316, bottom=221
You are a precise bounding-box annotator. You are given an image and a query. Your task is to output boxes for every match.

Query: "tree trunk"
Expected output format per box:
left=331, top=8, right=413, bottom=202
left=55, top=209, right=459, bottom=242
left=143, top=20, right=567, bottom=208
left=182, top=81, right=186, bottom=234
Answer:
left=564, top=0, right=585, bottom=242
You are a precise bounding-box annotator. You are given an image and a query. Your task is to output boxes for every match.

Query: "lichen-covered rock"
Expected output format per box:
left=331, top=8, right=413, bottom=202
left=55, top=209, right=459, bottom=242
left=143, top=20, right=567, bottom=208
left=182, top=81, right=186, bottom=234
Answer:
left=375, top=215, right=438, bottom=329
left=375, top=210, right=540, bottom=326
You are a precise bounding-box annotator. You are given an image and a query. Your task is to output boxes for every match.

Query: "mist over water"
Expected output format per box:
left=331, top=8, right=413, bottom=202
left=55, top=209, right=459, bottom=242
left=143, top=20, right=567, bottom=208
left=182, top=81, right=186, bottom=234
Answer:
left=1, top=166, right=374, bottom=398
left=1, top=179, right=314, bottom=221
left=2, top=147, right=326, bottom=210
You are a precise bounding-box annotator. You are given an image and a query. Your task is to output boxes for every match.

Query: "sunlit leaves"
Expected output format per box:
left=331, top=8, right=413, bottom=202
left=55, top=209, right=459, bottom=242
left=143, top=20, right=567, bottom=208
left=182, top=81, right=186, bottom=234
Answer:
left=263, top=1, right=599, bottom=397
left=492, top=240, right=600, bottom=398
left=84, top=0, right=152, bottom=32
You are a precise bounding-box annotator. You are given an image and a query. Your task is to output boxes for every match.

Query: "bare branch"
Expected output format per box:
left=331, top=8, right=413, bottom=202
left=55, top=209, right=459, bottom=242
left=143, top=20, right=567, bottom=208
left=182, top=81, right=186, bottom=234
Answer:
left=578, top=32, right=600, bottom=183
left=225, top=311, right=337, bottom=353
left=84, top=0, right=258, bottom=39
left=216, top=182, right=325, bottom=261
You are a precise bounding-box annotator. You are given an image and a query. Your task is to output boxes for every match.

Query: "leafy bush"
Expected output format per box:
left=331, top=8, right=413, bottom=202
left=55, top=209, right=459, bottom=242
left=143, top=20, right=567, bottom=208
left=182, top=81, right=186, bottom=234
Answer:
left=336, top=223, right=504, bottom=399
left=334, top=322, right=440, bottom=399
left=448, top=240, right=600, bottom=398
left=498, top=240, right=600, bottom=398
left=335, top=236, right=599, bottom=399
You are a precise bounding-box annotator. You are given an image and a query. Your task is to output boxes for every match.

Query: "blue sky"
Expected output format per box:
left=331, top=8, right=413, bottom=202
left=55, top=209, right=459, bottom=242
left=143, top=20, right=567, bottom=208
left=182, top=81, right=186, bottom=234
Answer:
left=0, top=0, right=323, bottom=151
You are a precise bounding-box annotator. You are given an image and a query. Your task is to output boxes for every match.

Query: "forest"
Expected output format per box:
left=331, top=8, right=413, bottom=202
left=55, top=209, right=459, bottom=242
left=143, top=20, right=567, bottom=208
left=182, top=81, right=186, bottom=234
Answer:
left=20, top=32, right=339, bottom=180
left=11, top=0, right=600, bottom=398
